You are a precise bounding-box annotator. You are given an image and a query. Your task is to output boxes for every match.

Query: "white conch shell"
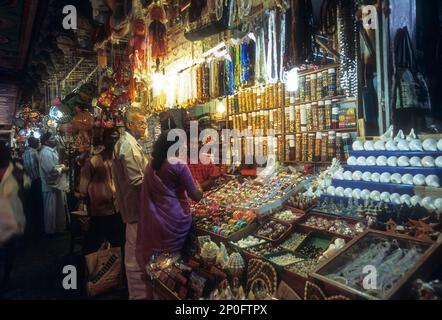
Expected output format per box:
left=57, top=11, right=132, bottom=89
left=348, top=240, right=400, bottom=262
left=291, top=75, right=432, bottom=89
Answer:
left=380, top=125, right=394, bottom=141
left=406, top=129, right=417, bottom=142
left=394, top=130, right=405, bottom=142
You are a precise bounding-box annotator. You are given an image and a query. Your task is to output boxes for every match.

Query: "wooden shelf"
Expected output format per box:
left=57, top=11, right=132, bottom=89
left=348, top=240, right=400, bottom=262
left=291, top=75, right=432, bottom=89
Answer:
left=228, top=107, right=282, bottom=117
left=285, top=127, right=358, bottom=135
left=284, top=95, right=354, bottom=106
left=284, top=160, right=333, bottom=165
left=297, top=63, right=340, bottom=77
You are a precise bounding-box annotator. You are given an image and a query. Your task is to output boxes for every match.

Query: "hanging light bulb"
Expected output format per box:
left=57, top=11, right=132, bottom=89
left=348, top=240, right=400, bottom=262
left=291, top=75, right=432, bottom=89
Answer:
left=216, top=99, right=226, bottom=114
left=285, top=67, right=299, bottom=92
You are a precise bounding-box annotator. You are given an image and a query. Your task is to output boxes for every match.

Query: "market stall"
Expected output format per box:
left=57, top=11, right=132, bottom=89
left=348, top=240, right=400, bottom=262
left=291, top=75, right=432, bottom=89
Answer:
left=5, top=0, right=442, bottom=301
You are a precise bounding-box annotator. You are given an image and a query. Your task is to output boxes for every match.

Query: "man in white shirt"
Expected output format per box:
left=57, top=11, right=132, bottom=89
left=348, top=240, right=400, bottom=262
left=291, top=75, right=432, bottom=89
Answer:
left=113, top=107, right=148, bottom=300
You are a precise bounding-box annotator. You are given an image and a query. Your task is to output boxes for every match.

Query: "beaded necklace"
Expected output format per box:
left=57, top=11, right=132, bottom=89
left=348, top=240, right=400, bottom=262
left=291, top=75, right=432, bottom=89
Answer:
left=266, top=10, right=278, bottom=83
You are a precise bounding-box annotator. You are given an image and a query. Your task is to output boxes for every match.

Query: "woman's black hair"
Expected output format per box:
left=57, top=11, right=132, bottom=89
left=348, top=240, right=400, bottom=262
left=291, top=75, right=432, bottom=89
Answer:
left=151, top=130, right=181, bottom=171
left=0, top=140, right=11, bottom=168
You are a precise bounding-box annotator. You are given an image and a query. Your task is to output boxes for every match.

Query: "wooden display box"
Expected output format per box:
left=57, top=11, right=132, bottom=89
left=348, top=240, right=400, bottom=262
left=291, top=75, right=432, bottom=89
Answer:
left=195, top=220, right=259, bottom=244
left=296, top=212, right=362, bottom=242
left=309, top=230, right=442, bottom=300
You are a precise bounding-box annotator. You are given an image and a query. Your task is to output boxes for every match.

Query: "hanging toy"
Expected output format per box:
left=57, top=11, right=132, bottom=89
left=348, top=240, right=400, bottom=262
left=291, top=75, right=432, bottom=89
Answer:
left=97, top=48, right=108, bottom=70
left=149, top=3, right=167, bottom=61
left=129, top=19, right=148, bottom=76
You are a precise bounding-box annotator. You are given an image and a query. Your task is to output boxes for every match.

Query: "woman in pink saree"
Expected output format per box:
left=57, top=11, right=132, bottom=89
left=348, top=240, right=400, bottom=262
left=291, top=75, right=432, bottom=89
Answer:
left=136, top=131, right=203, bottom=272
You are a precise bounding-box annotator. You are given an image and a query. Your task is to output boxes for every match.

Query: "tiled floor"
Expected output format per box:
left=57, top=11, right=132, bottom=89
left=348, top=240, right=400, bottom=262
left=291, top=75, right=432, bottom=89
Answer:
left=0, top=233, right=128, bottom=300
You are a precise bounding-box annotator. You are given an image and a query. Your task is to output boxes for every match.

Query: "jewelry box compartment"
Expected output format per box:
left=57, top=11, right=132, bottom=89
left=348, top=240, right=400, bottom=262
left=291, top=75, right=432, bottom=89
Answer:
left=309, top=230, right=442, bottom=300
left=279, top=232, right=336, bottom=298
left=254, top=217, right=293, bottom=245
left=195, top=220, right=259, bottom=244
left=271, top=206, right=308, bottom=225
left=296, top=212, right=366, bottom=241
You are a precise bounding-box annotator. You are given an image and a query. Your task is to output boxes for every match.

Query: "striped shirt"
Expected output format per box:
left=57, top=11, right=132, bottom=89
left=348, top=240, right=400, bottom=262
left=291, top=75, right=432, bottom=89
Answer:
left=23, top=147, right=40, bottom=181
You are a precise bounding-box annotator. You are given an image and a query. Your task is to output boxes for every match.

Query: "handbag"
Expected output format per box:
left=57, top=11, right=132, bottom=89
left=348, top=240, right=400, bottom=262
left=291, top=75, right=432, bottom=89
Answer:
left=85, top=242, right=123, bottom=297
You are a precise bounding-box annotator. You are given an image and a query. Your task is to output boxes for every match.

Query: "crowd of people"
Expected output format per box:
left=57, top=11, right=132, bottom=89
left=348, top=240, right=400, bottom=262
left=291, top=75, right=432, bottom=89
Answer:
left=0, top=107, right=223, bottom=299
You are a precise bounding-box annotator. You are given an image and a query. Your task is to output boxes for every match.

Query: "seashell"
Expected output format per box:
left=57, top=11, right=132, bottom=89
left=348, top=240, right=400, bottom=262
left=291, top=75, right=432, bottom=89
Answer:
left=421, top=197, right=435, bottom=211
left=370, top=190, right=381, bottom=202
left=361, top=189, right=371, bottom=200
left=380, top=172, right=391, bottom=183
left=435, top=156, right=442, bottom=168
left=227, top=252, right=245, bottom=276
left=327, top=186, right=336, bottom=196
left=400, top=194, right=412, bottom=206
left=413, top=174, right=426, bottom=186
left=385, top=140, right=398, bottom=151
left=357, top=157, right=367, bottom=166
left=409, top=139, right=424, bottom=151
left=397, top=140, right=410, bottom=151
left=406, top=129, right=417, bottom=141
left=411, top=196, right=422, bottom=207
left=352, top=140, right=364, bottom=151
left=347, top=156, right=358, bottom=166
left=380, top=192, right=391, bottom=203
left=376, top=156, right=388, bottom=166
left=352, top=189, right=362, bottom=199
left=397, top=156, right=410, bottom=167
left=352, top=171, right=363, bottom=181
left=362, top=172, right=372, bottom=182
left=390, top=193, right=401, bottom=205
left=391, top=173, right=402, bottom=184
left=401, top=174, right=414, bottom=185
left=343, top=171, right=353, bottom=181
left=344, top=188, right=353, bottom=198
left=437, top=139, right=442, bottom=151
left=433, top=198, right=442, bottom=212
left=422, top=156, right=436, bottom=168
left=409, top=156, right=422, bottom=167
left=387, top=156, right=398, bottom=167
left=366, top=156, right=377, bottom=166
left=364, top=141, right=375, bottom=151
left=371, top=172, right=381, bottom=183
left=425, top=175, right=440, bottom=188
left=394, top=130, right=405, bottom=141
left=381, top=125, right=394, bottom=141
left=423, top=138, right=438, bottom=151
left=333, top=171, right=344, bottom=180
left=374, top=140, right=386, bottom=151
left=335, top=187, right=345, bottom=197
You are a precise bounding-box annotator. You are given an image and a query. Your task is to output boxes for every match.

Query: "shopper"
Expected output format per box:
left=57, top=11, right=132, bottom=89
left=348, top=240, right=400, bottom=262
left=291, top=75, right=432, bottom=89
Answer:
left=39, top=132, right=69, bottom=235
left=22, top=136, right=44, bottom=237
left=0, top=141, right=25, bottom=291
left=113, top=107, right=148, bottom=300
left=187, top=135, right=220, bottom=191
left=80, top=128, right=124, bottom=254
left=136, top=131, right=203, bottom=280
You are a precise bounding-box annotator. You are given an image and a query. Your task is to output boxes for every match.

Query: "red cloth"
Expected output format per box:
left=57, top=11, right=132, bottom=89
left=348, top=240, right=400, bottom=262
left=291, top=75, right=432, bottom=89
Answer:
left=188, top=162, right=220, bottom=184
left=136, top=160, right=196, bottom=269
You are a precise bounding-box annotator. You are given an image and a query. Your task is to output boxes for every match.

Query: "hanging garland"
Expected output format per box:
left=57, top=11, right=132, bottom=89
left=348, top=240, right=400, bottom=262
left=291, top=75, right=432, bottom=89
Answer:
left=337, top=0, right=360, bottom=97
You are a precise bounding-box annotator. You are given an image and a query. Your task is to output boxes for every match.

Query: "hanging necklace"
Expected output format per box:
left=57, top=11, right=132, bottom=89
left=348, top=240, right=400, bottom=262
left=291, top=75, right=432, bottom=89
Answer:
left=279, top=11, right=286, bottom=81
left=215, top=0, right=224, bottom=21
left=255, top=26, right=266, bottom=83
left=266, top=10, right=278, bottom=83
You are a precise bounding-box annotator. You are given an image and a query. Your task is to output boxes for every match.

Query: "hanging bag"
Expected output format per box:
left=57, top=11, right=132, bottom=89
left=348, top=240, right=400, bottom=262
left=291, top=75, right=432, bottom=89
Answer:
left=85, top=241, right=123, bottom=297
left=392, top=27, right=431, bottom=111
left=184, top=0, right=229, bottom=41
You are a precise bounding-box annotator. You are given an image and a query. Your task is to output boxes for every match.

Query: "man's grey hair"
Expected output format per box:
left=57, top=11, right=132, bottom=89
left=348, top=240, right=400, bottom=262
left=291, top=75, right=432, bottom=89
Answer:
left=124, top=107, right=145, bottom=124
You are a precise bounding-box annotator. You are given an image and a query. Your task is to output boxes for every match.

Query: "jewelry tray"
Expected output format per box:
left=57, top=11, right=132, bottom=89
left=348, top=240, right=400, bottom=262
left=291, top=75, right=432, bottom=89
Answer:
left=309, top=230, right=442, bottom=300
